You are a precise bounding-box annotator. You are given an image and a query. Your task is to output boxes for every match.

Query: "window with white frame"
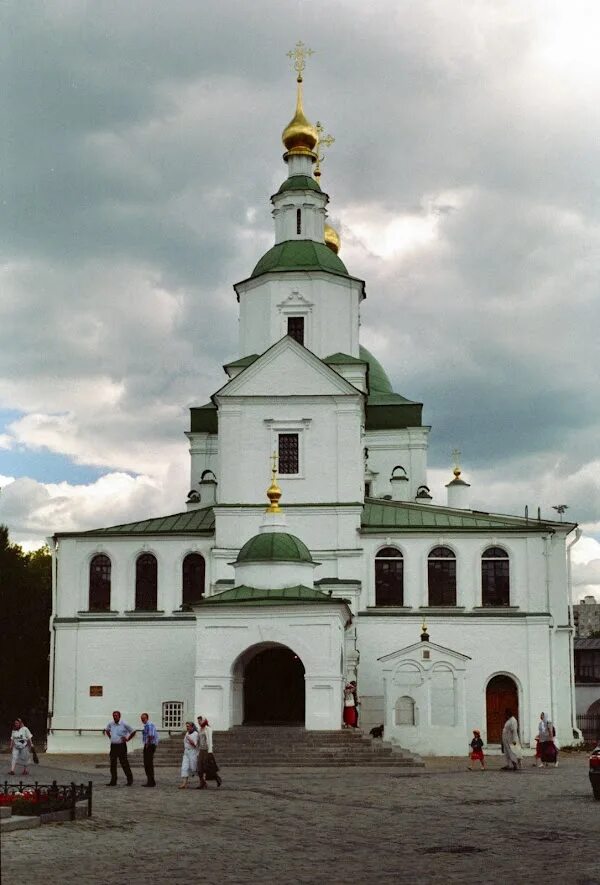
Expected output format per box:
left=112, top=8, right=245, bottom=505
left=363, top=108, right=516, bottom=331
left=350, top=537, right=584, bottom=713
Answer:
left=278, top=432, right=299, bottom=474
left=162, top=701, right=184, bottom=730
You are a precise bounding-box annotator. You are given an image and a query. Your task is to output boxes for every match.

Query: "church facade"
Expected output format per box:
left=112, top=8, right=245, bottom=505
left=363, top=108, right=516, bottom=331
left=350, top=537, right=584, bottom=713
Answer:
left=47, top=55, right=580, bottom=756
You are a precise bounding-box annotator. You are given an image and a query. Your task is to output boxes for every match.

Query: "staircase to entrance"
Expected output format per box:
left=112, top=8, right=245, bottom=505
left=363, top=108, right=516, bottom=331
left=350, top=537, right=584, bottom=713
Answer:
left=130, top=727, right=423, bottom=768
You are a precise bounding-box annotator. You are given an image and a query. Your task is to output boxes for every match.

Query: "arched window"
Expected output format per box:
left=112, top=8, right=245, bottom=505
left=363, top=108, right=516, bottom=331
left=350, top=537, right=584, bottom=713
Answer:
left=481, top=547, right=510, bottom=607
left=428, top=546, right=456, bottom=606
left=395, top=696, right=416, bottom=726
left=296, top=208, right=302, bottom=235
left=89, top=554, right=111, bottom=611
left=375, top=547, right=404, bottom=606
left=135, top=553, right=157, bottom=611
left=182, top=553, right=205, bottom=607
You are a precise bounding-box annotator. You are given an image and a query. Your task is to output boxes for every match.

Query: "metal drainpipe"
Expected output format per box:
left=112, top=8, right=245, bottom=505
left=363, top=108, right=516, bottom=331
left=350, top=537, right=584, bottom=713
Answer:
left=543, top=533, right=555, bottom=722
left=46, top=536, right=58, bottom=736
left=566, top=528, right=582, bottom=734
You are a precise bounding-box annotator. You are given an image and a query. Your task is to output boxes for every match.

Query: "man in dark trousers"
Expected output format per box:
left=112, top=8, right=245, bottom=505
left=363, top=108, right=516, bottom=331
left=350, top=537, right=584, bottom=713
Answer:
left=140, top=712, right=159, bottom=787
left=104, top=710, right=135, bottom=786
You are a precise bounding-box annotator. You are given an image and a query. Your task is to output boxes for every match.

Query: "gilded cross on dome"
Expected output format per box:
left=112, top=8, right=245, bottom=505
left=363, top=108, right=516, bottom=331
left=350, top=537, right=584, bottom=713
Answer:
left=314, top=121, right=335, bottom=181
left=286, top=41, right=314, bottom=82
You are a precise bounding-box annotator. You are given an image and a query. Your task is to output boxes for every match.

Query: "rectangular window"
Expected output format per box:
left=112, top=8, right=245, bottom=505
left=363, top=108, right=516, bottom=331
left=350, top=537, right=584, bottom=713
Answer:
left=162, top=701, right=184, bottom=730
left=287, top=316, right=305, bottom=345
left=278, top=433, right=299, bottom=474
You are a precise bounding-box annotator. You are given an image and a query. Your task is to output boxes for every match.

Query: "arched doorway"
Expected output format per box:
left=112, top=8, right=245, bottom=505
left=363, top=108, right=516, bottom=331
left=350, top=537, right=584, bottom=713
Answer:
left=486, top=675, right=519, bottom=743
left=243, top=646, right=305, bottom=725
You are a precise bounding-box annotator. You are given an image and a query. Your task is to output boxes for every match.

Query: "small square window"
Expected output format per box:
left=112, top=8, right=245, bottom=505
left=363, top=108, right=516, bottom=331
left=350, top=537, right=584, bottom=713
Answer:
left=162, top=701, right=184, bottom=729
left=278, top=433, right=299, bottom=474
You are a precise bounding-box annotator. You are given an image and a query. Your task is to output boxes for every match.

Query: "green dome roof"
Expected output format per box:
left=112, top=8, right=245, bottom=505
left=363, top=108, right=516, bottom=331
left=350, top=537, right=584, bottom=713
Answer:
left=359, top=345, right=393, bottom=395
left=275, top=175, right=322, bottom=195
left=251, top=240, right=349, bottom=279
left=236, top=532, right=315, bottom=564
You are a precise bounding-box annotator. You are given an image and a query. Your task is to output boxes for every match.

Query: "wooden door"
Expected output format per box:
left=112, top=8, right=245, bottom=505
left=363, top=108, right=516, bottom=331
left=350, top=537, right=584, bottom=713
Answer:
left=486, top=676, right=518, bottom=743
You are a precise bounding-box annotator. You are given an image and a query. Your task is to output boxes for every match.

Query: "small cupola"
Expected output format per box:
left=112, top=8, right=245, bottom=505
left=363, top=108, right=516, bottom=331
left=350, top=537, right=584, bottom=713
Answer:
left=445, top=449, right=470, bottom=509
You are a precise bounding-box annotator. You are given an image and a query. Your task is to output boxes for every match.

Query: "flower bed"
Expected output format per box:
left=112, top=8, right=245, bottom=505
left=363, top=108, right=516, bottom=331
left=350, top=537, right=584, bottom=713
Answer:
left=2, top=781, right=92, bottom=818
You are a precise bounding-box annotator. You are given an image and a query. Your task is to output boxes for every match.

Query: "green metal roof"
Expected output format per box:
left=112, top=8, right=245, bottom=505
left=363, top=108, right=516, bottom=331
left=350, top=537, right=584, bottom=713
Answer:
left=236, top=532, right=315, bottom=564
left=198, top=585, right=348, bottom=607
left=324, top=352, right=368, bottom=366
left=361, top=499, right=576, bottom=533
left=251, top=240, right=349, bottom=279
left=360, top=346, right=393, bottom=395
left=59, top=507, right=215, bottom=538
left=274, top=175, right=322, bottom=195
left=224, top=354, right=260, bottom=370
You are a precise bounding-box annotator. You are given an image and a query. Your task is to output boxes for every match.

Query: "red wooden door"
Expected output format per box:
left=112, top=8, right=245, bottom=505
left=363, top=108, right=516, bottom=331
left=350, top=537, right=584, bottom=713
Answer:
left=486, top=676, right=518, bottom=743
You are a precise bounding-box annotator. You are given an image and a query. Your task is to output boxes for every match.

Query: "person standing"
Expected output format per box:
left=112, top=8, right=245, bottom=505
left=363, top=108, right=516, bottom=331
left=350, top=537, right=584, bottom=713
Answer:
left=140, top=712, right=159, bottom=787
left=501, top=708, right=522, bottom=771
left=104, top=710, right=135, bottom=786
left=541, top=719, right=559, bottom=768
left=536, top=712, right=550, bottom=768
left=179, top=722, right=199, bottom=789
left=196, top=715, right=220, bottom=789
left=468, top=729, right=486, bottom=770
left=9, top=718, right=33, bottom=776
left=342, top=683, right=357, bottom=728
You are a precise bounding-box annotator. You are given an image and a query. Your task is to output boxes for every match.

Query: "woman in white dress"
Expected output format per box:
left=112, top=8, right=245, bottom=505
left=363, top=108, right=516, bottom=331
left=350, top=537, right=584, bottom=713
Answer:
left=179, top=722, right=199, bottom=789
left=9, top=718, right=33, bottom=776
left=501, top=708, right=522, bottom=771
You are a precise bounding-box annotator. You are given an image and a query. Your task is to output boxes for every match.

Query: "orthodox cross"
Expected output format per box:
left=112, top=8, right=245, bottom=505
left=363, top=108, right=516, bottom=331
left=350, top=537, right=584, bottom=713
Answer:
left=314, top=121, right=335, bottom=181
left=286, top=40, right=314, bottom=82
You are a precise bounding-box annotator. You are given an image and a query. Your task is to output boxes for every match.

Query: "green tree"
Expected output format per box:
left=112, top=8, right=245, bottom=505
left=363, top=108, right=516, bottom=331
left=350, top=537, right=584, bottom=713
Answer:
left=0, top=525, right=52, bottom=743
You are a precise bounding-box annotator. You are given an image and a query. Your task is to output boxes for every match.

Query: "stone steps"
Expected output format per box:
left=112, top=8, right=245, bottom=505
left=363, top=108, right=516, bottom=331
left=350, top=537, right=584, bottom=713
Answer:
left=0, top=814, right=41, bottom=833
left=123, top=727, right=423, bottom=769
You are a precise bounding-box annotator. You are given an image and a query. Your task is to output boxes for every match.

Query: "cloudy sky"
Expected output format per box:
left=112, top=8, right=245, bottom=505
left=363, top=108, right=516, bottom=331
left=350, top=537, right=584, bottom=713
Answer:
left=1, top=0, right=599, bottom=599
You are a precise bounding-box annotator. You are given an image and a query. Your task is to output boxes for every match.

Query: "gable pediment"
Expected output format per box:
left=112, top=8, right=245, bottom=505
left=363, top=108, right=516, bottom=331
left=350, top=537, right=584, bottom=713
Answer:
left=378, top=640, right=470, bottom=665
left=214, top=336, right=363, bottom=399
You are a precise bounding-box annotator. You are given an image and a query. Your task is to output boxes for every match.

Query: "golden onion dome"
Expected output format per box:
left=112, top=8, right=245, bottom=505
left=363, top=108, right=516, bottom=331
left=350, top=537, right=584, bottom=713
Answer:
left=282, top=78, right=318, bottom=157
left=324, top=223, right=341, bottom=254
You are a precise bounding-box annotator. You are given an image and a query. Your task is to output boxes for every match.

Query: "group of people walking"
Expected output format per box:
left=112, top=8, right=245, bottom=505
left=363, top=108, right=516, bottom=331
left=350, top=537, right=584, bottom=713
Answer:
left=103, top=710, right=221, bottom=789
left=468, top=710, right=560, bottom=771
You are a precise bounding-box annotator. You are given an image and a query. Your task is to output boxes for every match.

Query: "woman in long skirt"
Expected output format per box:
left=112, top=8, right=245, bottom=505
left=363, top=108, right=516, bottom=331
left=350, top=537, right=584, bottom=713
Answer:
left=179, top=722, right=199, bottom=789
left=9, top=718, right=32, bottom=776
left=196, top=715, right=221, bottom=789
left=501, top=709, right=522, bottom=771
left=343, top=684, right=357, bottom=728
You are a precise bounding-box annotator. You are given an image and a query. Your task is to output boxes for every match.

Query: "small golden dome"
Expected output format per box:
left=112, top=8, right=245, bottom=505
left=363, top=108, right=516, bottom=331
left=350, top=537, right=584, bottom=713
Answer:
left=282, top=78, right=318, bottom=158
left=324, top=223, right=341, bottom=254
left=266, top=453, right=283, bottom=513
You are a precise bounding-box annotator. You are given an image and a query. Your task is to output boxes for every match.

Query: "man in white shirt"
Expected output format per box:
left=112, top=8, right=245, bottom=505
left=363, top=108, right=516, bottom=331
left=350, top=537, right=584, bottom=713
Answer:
left=104, top=710, right=135, bottom=786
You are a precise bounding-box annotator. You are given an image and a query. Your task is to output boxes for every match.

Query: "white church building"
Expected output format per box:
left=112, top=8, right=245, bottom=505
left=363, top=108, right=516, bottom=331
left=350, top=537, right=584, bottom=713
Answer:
left=47, top=53, right=580, bottom=756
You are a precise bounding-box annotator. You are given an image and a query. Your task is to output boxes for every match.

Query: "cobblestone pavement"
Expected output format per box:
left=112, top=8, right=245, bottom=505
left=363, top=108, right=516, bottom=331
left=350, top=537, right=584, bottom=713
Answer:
left=1, top=754, right=598, bottom=884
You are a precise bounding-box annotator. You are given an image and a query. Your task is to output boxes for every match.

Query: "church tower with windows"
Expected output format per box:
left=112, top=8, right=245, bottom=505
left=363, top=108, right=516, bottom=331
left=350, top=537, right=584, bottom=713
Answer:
left=47, top=44, right=579, bottom=756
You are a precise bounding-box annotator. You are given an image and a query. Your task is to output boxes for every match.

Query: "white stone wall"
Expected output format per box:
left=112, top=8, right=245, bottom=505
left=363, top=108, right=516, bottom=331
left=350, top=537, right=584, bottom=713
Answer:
left=365, top=428, right=430, bottom=500
left=47, top=620, right=196, bottom=753
left=236, top=274, right=363, bottom=359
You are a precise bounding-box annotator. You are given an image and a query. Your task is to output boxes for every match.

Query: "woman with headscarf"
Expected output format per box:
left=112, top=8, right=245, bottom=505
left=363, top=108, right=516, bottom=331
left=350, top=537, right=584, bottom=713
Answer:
left=540, top=719, right=559, bottom=767
left=196, top=715, right=221, bottom=789
left=179, top=721, right=199, bottom=789
left=9, top=718, right=33, bottom=776
left=501, top=709, right=522, bottom=771
left=535, top=712, right=550, bottom=768
left=342, top=683, right=357, bottom=728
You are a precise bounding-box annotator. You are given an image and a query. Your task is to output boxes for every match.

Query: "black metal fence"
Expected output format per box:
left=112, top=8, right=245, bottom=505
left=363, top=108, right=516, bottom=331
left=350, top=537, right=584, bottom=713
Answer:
left=1, top=780, right=93, bottom=819
left=577, top=714, right=600, bottom=744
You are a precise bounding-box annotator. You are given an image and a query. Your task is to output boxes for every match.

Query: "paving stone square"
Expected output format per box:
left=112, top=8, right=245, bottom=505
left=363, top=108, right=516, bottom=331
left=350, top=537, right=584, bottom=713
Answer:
left=1, top=753, right=598, bottom=884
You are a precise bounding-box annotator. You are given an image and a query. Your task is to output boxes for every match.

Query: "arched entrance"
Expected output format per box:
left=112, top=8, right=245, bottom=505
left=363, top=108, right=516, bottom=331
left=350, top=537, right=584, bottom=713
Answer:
left=486, top=675, right=519, bottom=743
left=243, top=645, right=305, bottom=725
